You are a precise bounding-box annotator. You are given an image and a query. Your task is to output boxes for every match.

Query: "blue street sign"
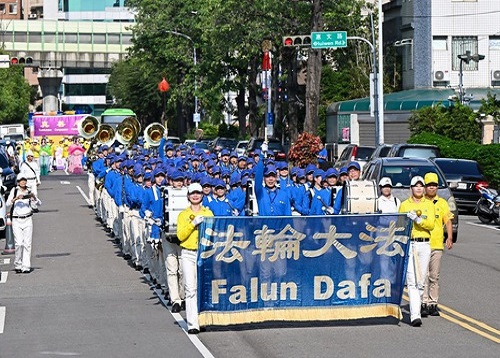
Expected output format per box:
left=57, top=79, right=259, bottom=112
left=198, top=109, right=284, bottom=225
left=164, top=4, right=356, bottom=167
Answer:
left=267, top=112, right=274, bottom=125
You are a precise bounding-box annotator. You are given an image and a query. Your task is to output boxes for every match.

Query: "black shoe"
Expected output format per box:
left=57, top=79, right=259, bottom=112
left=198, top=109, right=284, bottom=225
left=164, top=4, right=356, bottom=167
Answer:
left=123, top=254, right=131, bottom=260
left=421, top=304, right=429, bottom=317
left=429, top=304, right=440, bottom=316
left=135, top=265, right=143, bottom=271
left=143, top=268, right=150, bottom=274
left=171, top=303, right=181, bottom=313
left=188, top=328, right=200, bottom=335
left=411, top=318, right=422, bottom=327
left=181, top=300, right=186, bottom=311
left=15, top=269, right=22, bottom=274
left=22, top=269, right=31, bottom=274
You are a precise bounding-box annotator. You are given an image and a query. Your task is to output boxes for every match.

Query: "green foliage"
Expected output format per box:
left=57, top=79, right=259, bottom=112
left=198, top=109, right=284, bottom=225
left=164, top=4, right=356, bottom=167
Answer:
left=217, top=123, right=239, bottom=139
left=0, top=67, right=31, bottom=124
left=409, top=132, right=500, bottom=188
left=408, top=102, right=481, bottom=143
left=479, top=93, right=500, bottom=122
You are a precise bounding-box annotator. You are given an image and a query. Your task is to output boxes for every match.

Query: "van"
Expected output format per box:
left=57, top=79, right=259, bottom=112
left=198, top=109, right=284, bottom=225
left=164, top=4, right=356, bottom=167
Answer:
left=386, top=144, right=441, bottom=159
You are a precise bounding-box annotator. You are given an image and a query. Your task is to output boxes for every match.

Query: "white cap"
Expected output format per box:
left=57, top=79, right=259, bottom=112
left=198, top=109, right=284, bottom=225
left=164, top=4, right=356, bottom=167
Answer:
left=379, top=177, right=393, bottom=187
left=187, top=183, right=203, bottom=194
left=26, top=150, right=34, bottom=157
left=410, top=176, right=425, bottom=187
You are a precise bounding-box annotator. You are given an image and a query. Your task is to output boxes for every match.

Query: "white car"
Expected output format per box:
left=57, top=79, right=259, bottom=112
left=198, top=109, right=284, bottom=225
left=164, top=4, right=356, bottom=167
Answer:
left=235, top=140, right=249, bottom=157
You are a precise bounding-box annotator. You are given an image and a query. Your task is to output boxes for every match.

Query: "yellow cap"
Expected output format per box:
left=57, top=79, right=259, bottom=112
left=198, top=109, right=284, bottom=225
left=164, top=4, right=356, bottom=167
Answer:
left=424, top=172, right=439, bottom=185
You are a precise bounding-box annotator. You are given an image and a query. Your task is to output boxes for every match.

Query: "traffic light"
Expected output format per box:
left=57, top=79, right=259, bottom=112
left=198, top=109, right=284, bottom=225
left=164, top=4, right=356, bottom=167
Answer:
left=282, top=35, right=312, bottom=47
left=9, top=56, right=34, bottom=66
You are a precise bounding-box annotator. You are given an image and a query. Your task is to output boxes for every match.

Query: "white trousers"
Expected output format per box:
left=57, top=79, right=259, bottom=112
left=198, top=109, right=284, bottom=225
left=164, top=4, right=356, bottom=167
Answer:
left=88, top=172, right=95, bottom=206
left=182, top=249, right=199, bottom=330
left=406, top=241, right=431, bottom=321
left=163, top=240, right=185, bottom=304
left=13, top=217, right=34, bottom=272
left=130, top=211, right=145, bottom=266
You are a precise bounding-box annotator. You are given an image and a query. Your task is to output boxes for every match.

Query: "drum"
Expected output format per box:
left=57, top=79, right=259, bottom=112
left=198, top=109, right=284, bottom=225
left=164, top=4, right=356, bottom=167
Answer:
left=342, top=180, right=378, bottom=214
left=163, top=187, right=189, bottom=238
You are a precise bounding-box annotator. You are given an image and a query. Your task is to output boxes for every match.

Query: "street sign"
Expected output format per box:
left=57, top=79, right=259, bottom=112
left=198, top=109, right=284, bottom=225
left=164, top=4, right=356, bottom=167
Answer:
left=193, top=113, right=200, bottom=122
left=311, top=31, right=347, bottom=49
left=0, top=55, right=10, bottom=69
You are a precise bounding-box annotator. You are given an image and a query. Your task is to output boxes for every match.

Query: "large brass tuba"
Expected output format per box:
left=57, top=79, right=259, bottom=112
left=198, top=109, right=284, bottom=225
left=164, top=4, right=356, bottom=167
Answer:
left=95, top=124, right=116, bottom=146
left=78, top=115, right=100, bottom=139
left=116, top=116, right=141, bottom=145
left=143, top=123, right=165, bottom=147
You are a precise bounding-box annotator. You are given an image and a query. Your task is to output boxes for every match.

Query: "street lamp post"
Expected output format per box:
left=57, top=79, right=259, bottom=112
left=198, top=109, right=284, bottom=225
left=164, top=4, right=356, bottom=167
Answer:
left=160, top=30, right=199, bottom=127
left=458, top=50, right=485, bottom=105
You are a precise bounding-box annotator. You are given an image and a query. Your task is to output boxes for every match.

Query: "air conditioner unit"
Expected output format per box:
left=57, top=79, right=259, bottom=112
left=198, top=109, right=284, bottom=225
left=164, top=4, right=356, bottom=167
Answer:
left=491, top=70, right=500, bottom=82
left=433, top=70, right=450, bottom=82
left=28, top=13, right=37, bottom=19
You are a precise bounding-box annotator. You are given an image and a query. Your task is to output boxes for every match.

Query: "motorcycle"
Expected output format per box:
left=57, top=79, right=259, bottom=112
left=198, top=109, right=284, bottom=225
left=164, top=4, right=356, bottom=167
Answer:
left=475, top=185, right=500, bottom=224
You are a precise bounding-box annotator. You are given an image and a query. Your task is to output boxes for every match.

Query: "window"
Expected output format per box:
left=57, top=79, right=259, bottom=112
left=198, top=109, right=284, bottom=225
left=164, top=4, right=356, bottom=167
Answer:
left=0, top=5, right=5, bottom=14
left=94, top=34, right=106, bottom=44
left=79, top=33, right=92, bottom=44
left=452, top=36, right=478, bottom=71
left=9, top=4, right=17, bottom=14
left=108, top=34, right=120, bottom=45
left=490, top=36, right=500, bottom=50
left=433, top=36, right=447, bottom=51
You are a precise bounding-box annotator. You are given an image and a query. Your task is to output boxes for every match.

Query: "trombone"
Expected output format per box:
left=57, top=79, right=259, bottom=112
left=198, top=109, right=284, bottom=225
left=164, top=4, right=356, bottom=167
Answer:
left=144, top=122, right=165, bottom=147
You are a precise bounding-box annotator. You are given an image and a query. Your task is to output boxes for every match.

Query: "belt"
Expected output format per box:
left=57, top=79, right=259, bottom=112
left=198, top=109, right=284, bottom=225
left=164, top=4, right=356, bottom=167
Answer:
left=12, top=213, right=33, bottom=219
left=26, top=177, right=36, bottom=180
left=411, top=237, right=430, bottom=242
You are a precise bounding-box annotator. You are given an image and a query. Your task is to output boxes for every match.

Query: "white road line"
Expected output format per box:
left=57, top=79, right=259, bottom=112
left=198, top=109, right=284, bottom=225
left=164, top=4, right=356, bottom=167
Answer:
left=0, top=271, right=7, bottom=283
left=76, top=186, right=91, bottom=206
left=0, top=306, right=5, bottom=334
left=1, top=258, right=10, bottom=265
left=465, top=221, right=500, bottom=231
left=145, top=275, right=215, bottom=358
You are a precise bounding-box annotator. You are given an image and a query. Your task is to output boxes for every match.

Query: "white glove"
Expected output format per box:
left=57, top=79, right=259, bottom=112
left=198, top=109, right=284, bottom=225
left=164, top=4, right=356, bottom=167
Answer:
left=192, top=215, right=204, bottom=226
left=154, top=218, right=163, bottom=226
left=326, top=207, right=334, bottom=215
left=145, top=210, right=152, bottom=218
left=232, top=209, right=239, bottom=216
left=261, top=142, right=268, bottom=153
left=414, top=216, right=423, bottom=225
left=406, top=211, right=418, bottom=221
left=147, top=218, right=155, bottom=226
left=118, top=205, right=125, bottom=213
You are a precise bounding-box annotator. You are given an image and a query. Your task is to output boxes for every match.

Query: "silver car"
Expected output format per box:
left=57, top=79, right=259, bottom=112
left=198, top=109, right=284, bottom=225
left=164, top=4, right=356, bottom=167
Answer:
left=235, top=140, right=249, bottom=157
left=363, top=157, right=459, bottom=242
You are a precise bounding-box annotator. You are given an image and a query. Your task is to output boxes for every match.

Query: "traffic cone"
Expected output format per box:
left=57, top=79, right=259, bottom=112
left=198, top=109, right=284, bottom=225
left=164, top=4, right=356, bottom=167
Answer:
left=2, top=218, right=15, bottom=255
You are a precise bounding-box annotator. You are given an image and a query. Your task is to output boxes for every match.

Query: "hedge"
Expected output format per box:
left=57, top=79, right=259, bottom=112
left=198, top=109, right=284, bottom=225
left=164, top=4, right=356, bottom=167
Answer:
left=408, top=132, right=500, bottom=188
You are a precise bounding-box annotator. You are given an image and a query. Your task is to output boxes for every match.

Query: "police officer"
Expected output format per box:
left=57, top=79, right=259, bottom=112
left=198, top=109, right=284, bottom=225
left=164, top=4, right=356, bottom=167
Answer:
left=399, top=176, right=435, bottom=327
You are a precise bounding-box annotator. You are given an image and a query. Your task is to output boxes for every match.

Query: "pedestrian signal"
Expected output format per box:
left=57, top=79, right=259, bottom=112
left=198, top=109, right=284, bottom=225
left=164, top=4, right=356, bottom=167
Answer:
left=11, top=57, right=19, bottom=65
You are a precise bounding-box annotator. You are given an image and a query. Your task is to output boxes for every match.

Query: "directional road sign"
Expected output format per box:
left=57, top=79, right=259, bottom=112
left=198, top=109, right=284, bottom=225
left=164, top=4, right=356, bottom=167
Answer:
left=311, top=31, right=347, bottom=49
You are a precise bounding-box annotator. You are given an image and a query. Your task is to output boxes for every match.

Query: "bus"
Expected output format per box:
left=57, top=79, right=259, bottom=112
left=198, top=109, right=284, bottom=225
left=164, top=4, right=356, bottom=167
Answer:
left=100, top=108, right=137, bottom=126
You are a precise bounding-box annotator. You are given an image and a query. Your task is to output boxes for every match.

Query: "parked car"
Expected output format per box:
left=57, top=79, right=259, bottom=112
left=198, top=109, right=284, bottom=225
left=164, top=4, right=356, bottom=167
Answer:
left=191, top=141, right=210, bottom=154
left=386, top=143, right=441, bottom=158
left=165, top=136, right=182, bottom=147
left=210, top=137, right=238, bottom=152
left=335, top=144, right=375, bottom=172
left=0, top=147, right=16, bottom=196
left=368, top=144, right=392, bottom=162
left=433, top=158, right=488, bottom=212
left=235, top=140, right=249, bottom=157
left=245, top=138, right=287, bottom=160
left=363, top=157, right=459, bottom=241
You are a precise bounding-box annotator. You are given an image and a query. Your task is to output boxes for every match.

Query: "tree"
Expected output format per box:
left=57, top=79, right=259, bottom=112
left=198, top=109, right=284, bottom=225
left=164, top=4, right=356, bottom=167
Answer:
left=0, top=66, right=31, bottom=124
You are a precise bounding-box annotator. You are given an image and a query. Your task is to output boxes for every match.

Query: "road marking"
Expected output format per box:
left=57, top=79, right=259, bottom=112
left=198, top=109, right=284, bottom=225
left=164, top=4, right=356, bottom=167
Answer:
left=403, top=294, right=500, bottom=343
left=76, top=186, right=91, bottom=206
left=39, top=352, right=81, bottom=356
left=1, top=258, right=10, bottom=264
left=465, top=221, right=500, bottom=231
left=144, top=274, right=215, bottom=358
left=0, top=306, right=5, bottom=334
left=0, top=271, right=7, bottom=283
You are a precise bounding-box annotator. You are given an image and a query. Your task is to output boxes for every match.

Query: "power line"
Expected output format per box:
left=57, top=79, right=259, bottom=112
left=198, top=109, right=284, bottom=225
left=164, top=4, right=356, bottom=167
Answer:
left=399, top=9, right=500, bottom=19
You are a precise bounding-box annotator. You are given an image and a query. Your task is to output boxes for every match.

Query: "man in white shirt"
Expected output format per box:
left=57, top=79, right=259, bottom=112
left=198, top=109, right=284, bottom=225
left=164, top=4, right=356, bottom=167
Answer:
left=377, top=177, right=401, bottom=213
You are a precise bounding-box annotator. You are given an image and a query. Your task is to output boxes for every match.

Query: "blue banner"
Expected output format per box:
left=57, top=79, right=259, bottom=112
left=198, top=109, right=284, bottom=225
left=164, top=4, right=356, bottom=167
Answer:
left=197, top=214, right=411, bottom=326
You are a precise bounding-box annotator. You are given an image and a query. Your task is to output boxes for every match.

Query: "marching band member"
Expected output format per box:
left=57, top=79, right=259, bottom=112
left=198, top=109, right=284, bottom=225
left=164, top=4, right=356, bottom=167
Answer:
left=399, top=176, right=435, bottom=327
left=207, top=178, right=236, bottom=216
left=305, top=169, right=333, bottom=215
left=333, top=161, right=361, bottom=214
left=377, top=177, right=401, bottom=213
left=177, top=183, right=213, bottom=334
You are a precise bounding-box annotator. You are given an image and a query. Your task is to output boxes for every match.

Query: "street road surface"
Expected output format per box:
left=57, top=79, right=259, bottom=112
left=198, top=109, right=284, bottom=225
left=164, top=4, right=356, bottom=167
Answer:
left=1, top=174, right=498, bottom=358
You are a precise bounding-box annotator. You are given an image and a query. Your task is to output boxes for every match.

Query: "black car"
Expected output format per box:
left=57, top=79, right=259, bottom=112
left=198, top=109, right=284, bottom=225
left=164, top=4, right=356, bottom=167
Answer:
left=245, top=138, right=287, bottom=160
left=433, top=158, right=488, bottom=212
left=210, top=137, right=238, bottom=152
left=386, top=143, right=441, bottom=158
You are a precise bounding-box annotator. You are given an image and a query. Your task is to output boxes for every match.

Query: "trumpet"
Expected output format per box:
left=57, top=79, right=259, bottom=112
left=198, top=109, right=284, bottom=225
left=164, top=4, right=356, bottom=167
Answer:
left=144, top=122, right=165, bottom=147
left=78, top=115, right=100, bottom=139
left=116, top=116, right=141, bottom=145
left=96, top=124, right=116, bottom=146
